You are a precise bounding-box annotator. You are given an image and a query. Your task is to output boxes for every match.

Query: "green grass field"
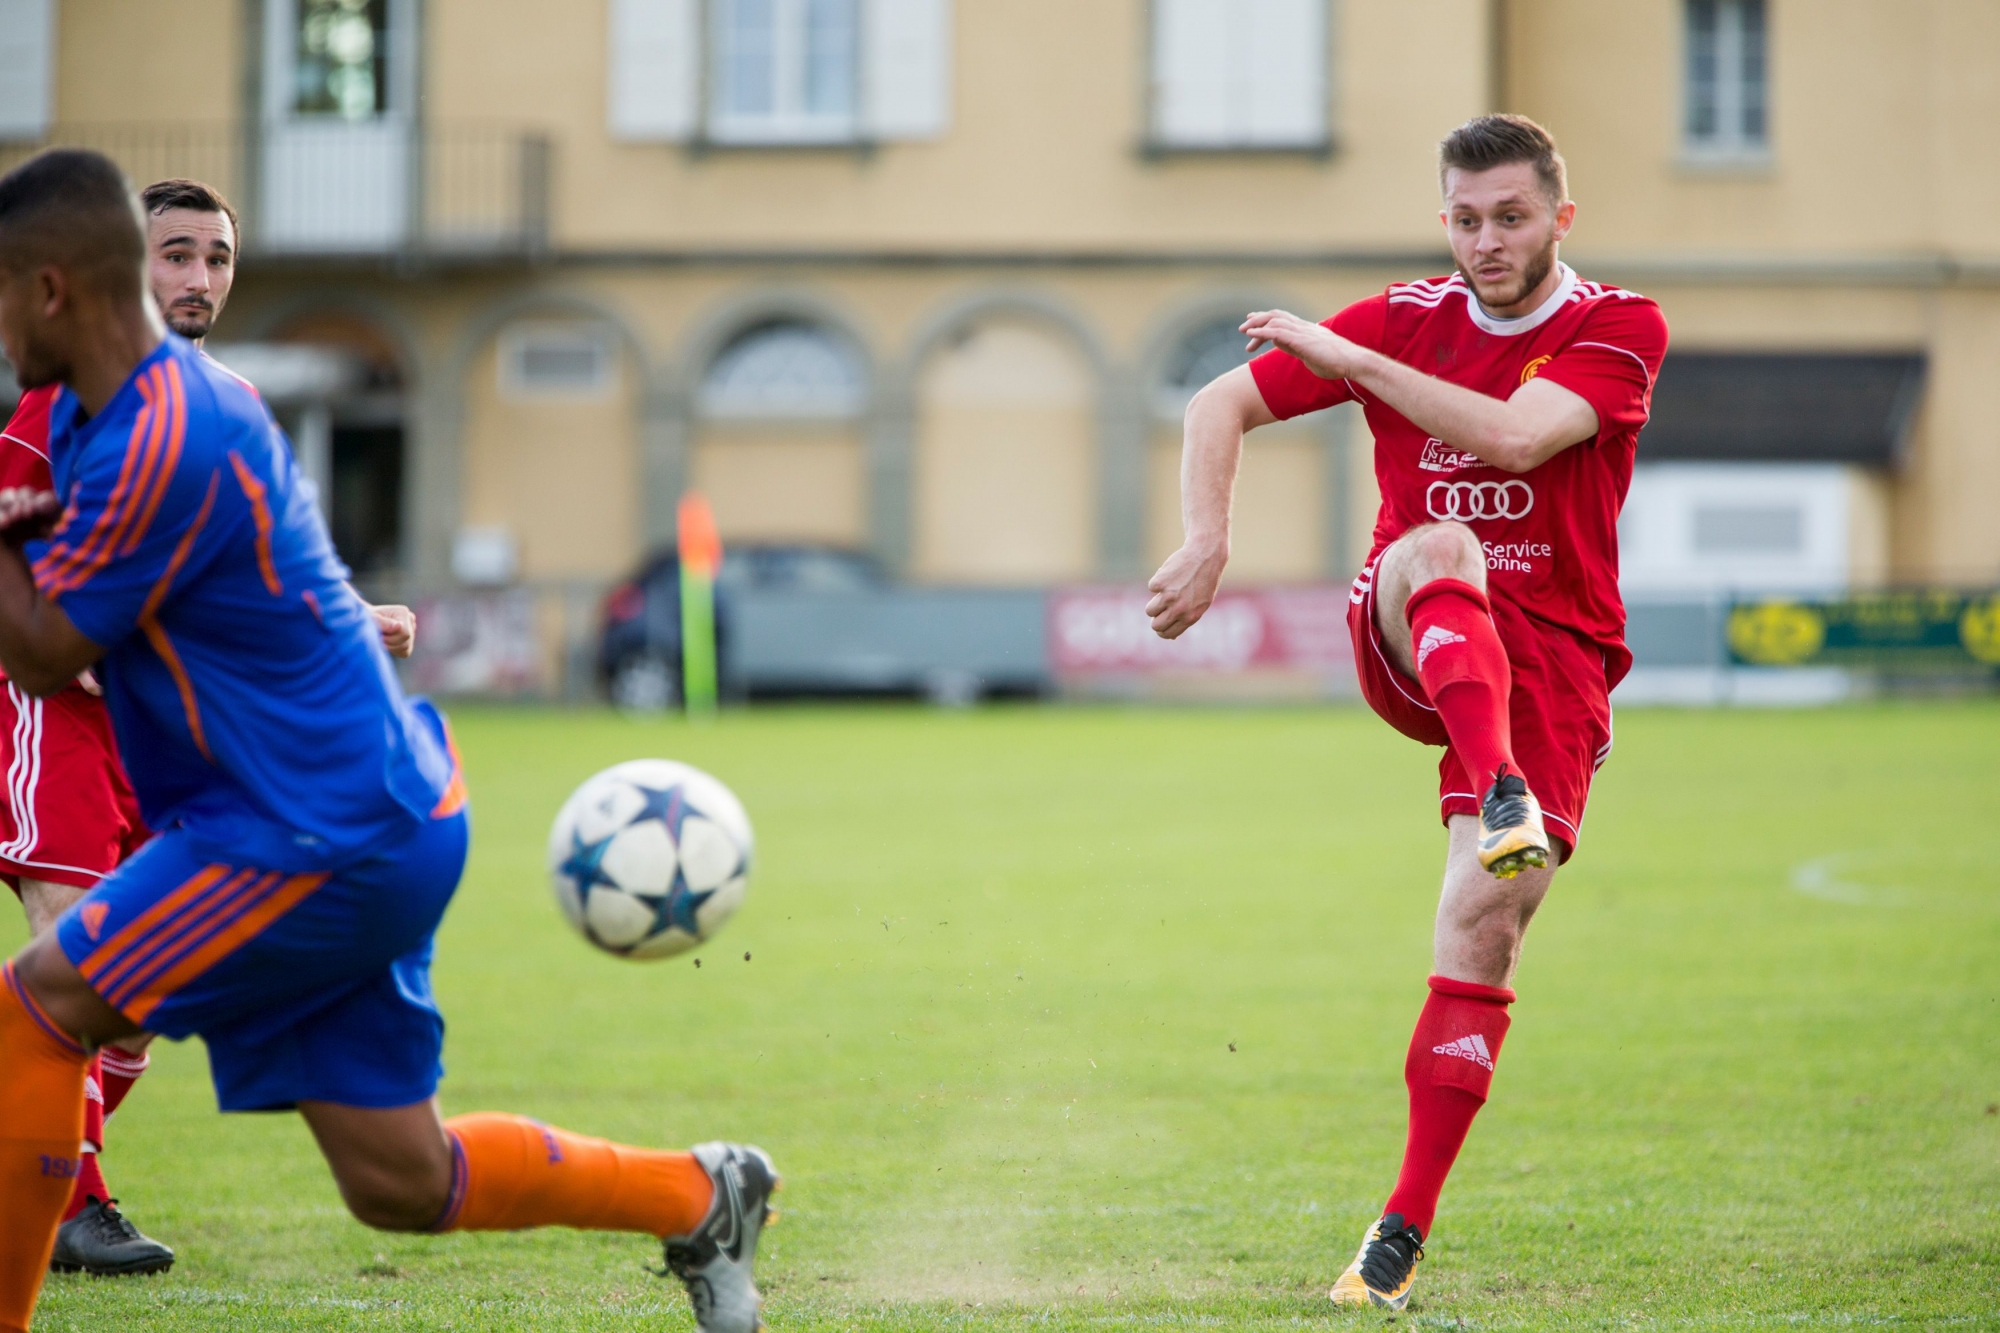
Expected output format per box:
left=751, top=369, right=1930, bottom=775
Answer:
left=10, top=701, right=1999, bottom=1331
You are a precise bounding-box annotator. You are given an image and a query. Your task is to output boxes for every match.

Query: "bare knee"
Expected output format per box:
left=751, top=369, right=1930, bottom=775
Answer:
left=1405, top=522, right=1485, bottom=587
left=13, top=931, right=138, bottom=1047
left=1434, top=817, right=1553, bottom=986
left=299, top=1099, right=454, bottom=1233
left=339, top=1175, right=449, bottom=1232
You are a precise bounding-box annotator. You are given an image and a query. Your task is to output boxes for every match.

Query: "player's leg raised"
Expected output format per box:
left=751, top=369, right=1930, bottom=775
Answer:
left=1372, top=523, right=1550, bottom=877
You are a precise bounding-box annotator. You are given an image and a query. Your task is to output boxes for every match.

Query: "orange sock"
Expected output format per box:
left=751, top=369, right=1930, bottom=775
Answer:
left=432, top=1112, right=713, bottom=1238
left=0, top=962, right=88, bottom=1333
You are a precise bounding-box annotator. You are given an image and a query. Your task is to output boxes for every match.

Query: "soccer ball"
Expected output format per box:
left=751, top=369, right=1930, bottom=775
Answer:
left=547, top=759, right=753, bottom=959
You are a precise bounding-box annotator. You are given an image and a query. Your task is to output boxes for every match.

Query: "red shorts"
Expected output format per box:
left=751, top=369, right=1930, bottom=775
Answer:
left=1349, top=559, right=1613, bottom=858
left=0, top=681, right=149, bottom=893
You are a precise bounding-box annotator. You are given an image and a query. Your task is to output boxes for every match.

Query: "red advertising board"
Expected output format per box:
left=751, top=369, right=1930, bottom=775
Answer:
left=1048, top=585, right=1352, bottom=675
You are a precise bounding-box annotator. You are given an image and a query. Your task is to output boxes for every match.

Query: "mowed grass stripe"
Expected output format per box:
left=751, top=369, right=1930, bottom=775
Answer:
left=14, top=701, right=1998, bottom=1331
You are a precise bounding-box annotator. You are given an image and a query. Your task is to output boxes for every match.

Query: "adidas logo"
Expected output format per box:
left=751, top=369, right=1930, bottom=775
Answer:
left=1432, top=1033, right=1494, bottom=1071
left=1417, top=625, right=1466, bottom=670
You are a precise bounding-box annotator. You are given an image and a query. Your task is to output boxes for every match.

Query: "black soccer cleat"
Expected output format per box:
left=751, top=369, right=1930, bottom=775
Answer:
left=1476, top=766, right=1550, bottom=879
left=49, top=1197, right=175, bottom=1276
left=661, top=1142, right=781, bottom=1333
left=1328, top=1212, right=1425, bottom=1309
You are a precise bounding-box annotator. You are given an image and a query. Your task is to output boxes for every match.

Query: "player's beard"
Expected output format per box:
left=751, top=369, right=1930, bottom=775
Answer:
left=166, top=302, right=215, bottom=340
left=1459, top=227, right=1560, bottom=312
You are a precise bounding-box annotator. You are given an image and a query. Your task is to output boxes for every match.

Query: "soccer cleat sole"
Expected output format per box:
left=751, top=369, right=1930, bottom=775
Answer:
left=1480, top=842, right=1548, bottom=879
left=1477, top=823, right=1550, bottom=879
left=1329, top=1273, right=1413, bottom=1310
left=49, top=1254, right=174, bottom=1277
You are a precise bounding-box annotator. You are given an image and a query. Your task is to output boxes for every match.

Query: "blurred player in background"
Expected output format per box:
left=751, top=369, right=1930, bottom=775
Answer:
left=1147, top=115, right=1667, bottom=1308
left=0, top=150, right=776, bottom=1333
left=0, top=177, right=412, bottom=1276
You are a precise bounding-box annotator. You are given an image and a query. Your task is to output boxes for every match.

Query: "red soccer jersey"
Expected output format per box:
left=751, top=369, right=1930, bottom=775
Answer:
left=1250, top=263, right=1668, bottom=687
left=0, top=384, right=56, bottom=493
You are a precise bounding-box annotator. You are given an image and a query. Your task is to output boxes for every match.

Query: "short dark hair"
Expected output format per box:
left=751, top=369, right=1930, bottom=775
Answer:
left=1438, top=114, right=1568, bottom=207
left=0, top=148, right=147, bottom=295
left=141, top=177, right=240, bottom=249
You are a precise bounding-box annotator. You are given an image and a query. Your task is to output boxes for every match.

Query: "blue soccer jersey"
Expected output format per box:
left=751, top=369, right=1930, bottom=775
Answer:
left=29, top=335, right=457, bottom=870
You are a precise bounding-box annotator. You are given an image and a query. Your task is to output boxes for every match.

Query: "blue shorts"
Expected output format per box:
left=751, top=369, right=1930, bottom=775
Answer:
left=54, top=808, right=468, bottom=1112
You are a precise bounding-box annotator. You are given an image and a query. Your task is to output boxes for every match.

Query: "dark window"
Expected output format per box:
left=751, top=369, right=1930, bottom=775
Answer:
left=330, top=424, right=403, bottom=574
left=294, top=0, right=390, bottom=120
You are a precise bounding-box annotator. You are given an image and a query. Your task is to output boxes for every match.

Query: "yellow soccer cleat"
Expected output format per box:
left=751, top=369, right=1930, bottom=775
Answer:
left=1476, top=766, right=1549, bottom=879
left=1328, top=1212, right=1426, bottom=1309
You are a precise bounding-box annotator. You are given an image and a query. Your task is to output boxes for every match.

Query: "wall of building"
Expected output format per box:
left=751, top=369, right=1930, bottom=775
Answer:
left=27, top=0, right=2000, bottom=596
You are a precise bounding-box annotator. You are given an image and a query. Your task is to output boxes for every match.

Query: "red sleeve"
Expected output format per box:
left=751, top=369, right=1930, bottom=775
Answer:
left=1533, top=296, right=1669, bottom=444
left=1249, top=294, right=1389, bottom=421
left=0, top=386, right=55, bottom=489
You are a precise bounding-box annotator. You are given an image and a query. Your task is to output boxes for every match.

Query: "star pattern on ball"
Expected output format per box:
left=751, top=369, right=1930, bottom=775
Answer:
left=627, top=783, right=687, bottom=836
left=556, top=776, right=748, bottom=955
left=560, top=828, right=621, bottom=899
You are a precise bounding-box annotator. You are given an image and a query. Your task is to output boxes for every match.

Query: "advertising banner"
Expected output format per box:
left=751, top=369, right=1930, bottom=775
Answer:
left=1726, top=591, right=2000, bottom=670
left=406, top=591, right=549, bottom=696
left=1048, top=585, right=1351, bottom=675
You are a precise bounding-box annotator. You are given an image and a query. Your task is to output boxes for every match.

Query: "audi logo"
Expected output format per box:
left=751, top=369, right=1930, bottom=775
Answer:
left=1427, top=479, right=1534, bottom=522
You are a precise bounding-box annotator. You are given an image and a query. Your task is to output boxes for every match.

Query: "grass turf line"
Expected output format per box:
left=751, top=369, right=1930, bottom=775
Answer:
left=11, top=701, right=1998, bottom=1330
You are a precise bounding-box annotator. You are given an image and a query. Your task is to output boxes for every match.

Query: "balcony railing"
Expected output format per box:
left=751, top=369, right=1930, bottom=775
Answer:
left=0, top=122, right=551, bottom=260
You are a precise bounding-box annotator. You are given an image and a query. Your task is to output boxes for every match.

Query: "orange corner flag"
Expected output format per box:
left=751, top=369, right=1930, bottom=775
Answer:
left=677, top=492, right=722, bottom=578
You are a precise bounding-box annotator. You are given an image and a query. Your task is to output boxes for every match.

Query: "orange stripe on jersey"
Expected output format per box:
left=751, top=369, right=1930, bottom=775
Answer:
left=138, top=472, right=218, bottom=622
left=75, top=361, right=178, bottom=572
left=430, top=714, right=469, bottom=818
left=78, top=863, right=233, bottom=988
left=140, top=618, right=212, bottom=762
left=89, top=869, right=265, bottom=1003
left=123, top=872, right=330, bottom=1026
left=34, top=367, right=162, bottom=594
left=118, top=358, right=189, bottom=556
left=129, top=471, right=220, bottom=761
left=227, top=450, right=282, bottom=595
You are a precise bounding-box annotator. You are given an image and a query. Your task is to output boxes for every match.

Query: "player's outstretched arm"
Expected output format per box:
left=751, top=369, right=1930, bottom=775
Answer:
left=0, top=487, right=103, bottom=696
left=1147, top=364, right=1276, bottom=640
left=1239, top=309, right=1599, bottom=473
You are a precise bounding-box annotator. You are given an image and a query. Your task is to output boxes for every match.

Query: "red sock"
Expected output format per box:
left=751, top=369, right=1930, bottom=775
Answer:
left=63, top=1054, right=107, bottom=1221
left=1381, top=975, right=1514, bottom=1238
left=1404, top=579, right=1515, bottom=790
left=98, top=1047, right=148, bottom=1118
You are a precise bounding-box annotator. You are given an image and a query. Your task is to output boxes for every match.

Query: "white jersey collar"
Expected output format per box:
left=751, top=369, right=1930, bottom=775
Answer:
left=1464, top=262, right=1576, bottom=337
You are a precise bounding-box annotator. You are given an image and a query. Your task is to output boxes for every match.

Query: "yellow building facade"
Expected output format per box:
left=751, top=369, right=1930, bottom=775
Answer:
left=3, top=0, right=1996, bottom=602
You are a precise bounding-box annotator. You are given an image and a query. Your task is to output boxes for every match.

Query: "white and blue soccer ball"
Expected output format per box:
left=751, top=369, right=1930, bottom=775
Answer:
left=547, top=759, right=753, bottom=959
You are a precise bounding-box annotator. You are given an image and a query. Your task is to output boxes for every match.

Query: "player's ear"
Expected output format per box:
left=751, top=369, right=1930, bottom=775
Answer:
left=34, top=265, right=67, bottom=321
left=1552, top=200, right=1576, bottom=242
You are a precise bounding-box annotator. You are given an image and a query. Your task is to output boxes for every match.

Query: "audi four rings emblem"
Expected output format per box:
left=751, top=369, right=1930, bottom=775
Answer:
left=1426, top=479, right=1535, bottom=521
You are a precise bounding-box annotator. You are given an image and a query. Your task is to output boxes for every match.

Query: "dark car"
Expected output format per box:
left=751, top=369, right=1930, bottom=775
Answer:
left=598, top=544, right=888, bottom=708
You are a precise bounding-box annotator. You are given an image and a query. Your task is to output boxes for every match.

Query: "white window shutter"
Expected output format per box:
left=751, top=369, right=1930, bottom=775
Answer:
left=1241, top=0, right=1326, bottom=146
left=1153, top=0, right=1230, bottom=146
left=0, top=0, right=55, bottom=141
left=608, top=0, right=700, bottom=142
left=864, top=0, right=951, bottom=140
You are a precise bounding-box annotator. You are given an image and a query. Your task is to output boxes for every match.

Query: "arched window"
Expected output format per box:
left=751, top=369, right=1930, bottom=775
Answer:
left=1158, top=316, right=1257, bottom=417
left=699, top=320, right=866, bottom=419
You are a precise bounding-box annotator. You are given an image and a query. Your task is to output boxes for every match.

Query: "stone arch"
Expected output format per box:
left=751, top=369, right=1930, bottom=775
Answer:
left=1137, top=288, right=1296, bottom=418
left=678, top=287, right=879, bottom=409
left=879, top=288, right=1141, bottom=579
left=673, top=288, right=882, bottom=550
left=444, top=288, right=661, bottom=585
left=1138, top=288, right=1360, bottom=581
